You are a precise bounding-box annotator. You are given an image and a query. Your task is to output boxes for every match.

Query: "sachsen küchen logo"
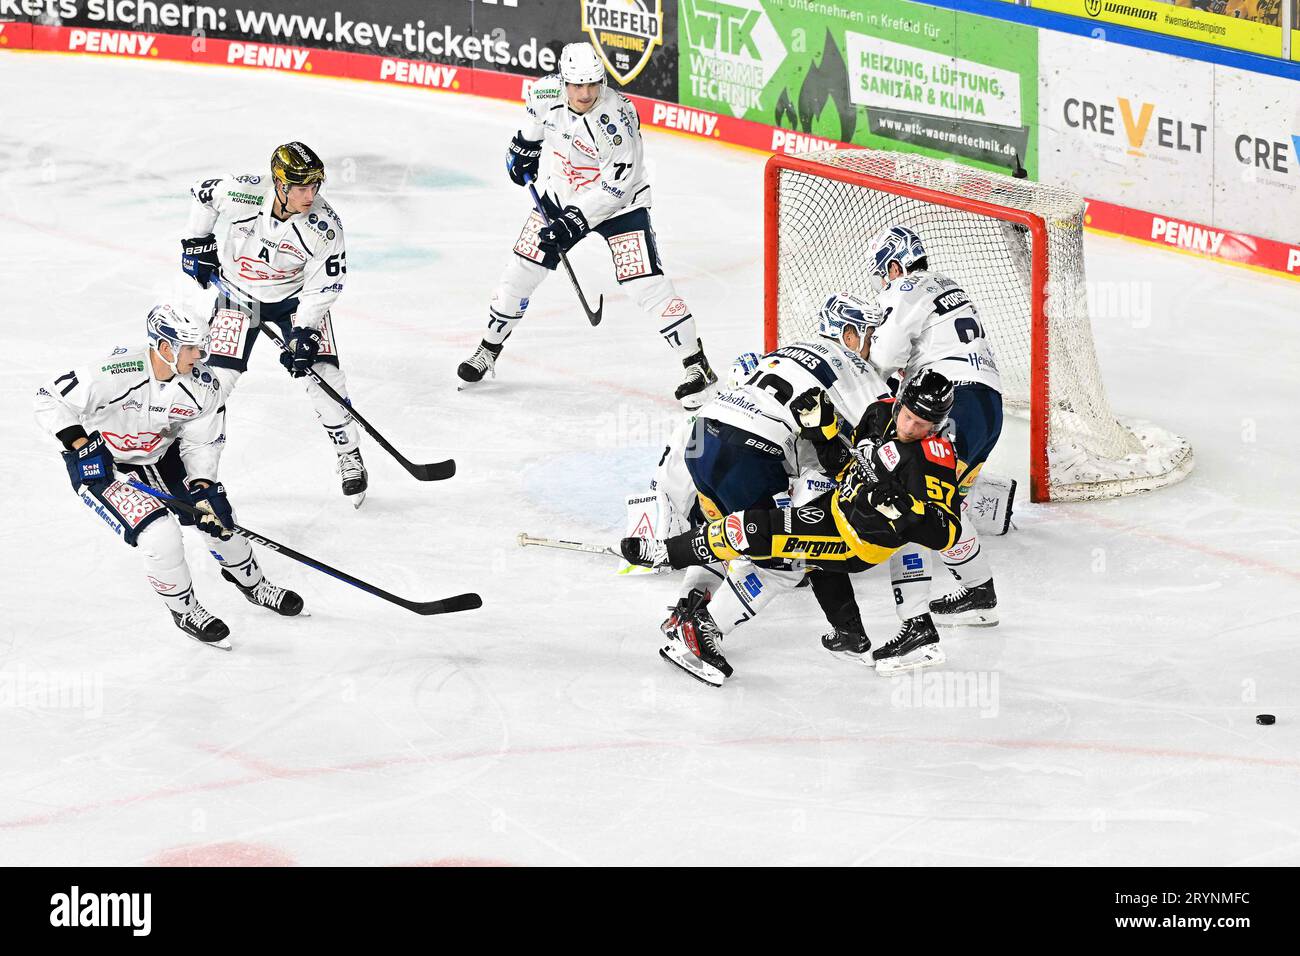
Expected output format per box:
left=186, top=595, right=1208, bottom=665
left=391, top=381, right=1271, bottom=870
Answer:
left=582, top=0, right=664, bottom=86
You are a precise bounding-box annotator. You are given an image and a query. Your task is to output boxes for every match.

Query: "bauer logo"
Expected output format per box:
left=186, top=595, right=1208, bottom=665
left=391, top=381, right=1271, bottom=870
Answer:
left=582, top=0, right=664, bottom=86
left=227, top=43, right=311, bottom=73
left=68, top=30, right=156, bottom=56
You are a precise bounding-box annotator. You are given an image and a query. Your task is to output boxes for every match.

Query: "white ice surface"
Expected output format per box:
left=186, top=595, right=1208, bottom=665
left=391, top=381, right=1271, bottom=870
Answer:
left=1, top=54, right=1298, bottom=866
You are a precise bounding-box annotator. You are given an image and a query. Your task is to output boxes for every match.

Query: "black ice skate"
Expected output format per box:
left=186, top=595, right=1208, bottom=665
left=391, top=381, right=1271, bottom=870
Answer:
left=620, top=535, right=668, bottom=569
left=659, top=588, right=732, bottom=687
left=929, top=580, right=998, bottom=627
left=170, top=603, right=231, bottom=651
left=457, top=340, right=503, bottom=385
left=872, top=613, right=944, bottom=675
left=222, top=569, right=304, bottom=617
left=674, top=341, right=718, bottom=410
left=821, top=625, right=871, bottom=660
left=337, top=449, right=368, bottom=508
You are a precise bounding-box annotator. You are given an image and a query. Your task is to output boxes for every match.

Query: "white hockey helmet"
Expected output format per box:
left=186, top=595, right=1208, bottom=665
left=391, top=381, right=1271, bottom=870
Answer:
left=867, top=225, right=927, bottom=280
left=728, top=351, right=761, bottom=389
left=816, top=292, right=883, bottom=345
left=146, top=303, right=210, bottom=362
left=560, top=42, right=606, bottom=86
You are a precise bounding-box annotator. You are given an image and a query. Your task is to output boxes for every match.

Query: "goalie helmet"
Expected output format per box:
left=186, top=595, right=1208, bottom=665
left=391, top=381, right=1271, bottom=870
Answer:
left=559, top=42, right=606, bottom=86
left=899, top=369, right=955, bottom=425
left=868, top=225, right=926, bottom=280
left=816, top=292, right=882, bottom=344
left=146, top=303, right=209, bottom=371
left=728, top=351, right=761, bottom=389
left=271, top=141, right=326, bottom=189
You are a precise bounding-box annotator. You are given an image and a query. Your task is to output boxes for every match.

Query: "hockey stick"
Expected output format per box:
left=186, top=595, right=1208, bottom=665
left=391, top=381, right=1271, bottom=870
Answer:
left=210, top=273, right=456, bottom=481
left=517, top=532, right=619, bottom=557
left=129, top=480, right=482, bottom=616
left=524, top=179, right=603, bottom=327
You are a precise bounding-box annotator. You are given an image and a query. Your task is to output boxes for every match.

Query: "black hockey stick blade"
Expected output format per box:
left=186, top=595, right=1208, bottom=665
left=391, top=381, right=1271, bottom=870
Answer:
left=126, top=481, right=481, bottom=616
left=254, top=321, right=457, bottom=481
left=407, top=592, right=483, bottom=615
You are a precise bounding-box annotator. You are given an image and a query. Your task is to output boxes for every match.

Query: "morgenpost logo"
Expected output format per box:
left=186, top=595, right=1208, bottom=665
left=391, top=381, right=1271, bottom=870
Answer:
left=581, top=0, right=664, bottom=86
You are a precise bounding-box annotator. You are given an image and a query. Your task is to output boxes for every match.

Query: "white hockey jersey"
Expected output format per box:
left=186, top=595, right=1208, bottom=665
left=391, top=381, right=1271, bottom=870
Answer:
left=185, top=173, right=345, bottom=329
left=521, top=75, right=650, bottom=226
left=704, top=339, right=888, bottom=476
left=34, top=346, right=226, bottom=481
left=870, top=271, right=1002, bottom=393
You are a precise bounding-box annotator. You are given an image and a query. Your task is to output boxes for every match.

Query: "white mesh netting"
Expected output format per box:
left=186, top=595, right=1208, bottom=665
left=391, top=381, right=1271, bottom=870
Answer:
left=769, top=149, right=1193, bottom=501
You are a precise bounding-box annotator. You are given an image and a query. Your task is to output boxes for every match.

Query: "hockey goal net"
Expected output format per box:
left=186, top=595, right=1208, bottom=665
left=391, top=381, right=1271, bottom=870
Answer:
left=764, top=149, right=1194, bottom=502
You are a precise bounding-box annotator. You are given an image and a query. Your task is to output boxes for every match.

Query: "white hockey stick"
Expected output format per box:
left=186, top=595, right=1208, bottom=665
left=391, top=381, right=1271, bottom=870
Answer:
left=517, top=533, right=619, bottom=557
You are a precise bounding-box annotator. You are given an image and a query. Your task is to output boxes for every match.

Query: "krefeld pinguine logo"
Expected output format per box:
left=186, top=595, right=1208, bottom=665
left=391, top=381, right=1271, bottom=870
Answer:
left=582, top=0, right=664, bottom=86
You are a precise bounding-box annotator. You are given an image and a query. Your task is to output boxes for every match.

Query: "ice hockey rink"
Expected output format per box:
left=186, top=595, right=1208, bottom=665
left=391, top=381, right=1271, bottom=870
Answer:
left=2, top=52, right=1297, bottom=867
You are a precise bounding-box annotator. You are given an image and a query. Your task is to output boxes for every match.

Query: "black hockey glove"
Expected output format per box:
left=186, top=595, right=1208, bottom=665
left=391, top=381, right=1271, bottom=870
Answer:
left=190, top=481, right=234, bottom=541
left=791, top=388, right=841, bottom=442
left=280, top=327, right=322, bottom=378
left=866, top=478, right=916, bottom=525
left=506, top=132, right=543, bottom=187
left=181, top=234, right=220, bottom=289
left=538, top=205, right=590, bottom=253
left=61, top=431, right=114, bottom=493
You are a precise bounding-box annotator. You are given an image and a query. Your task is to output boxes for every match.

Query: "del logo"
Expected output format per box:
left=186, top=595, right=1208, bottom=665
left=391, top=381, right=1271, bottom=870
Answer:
left=879, top=441, right=901, bottom=471
left=582, top=0, right=664, bottom=85
left=168, top=406, right=196, bottom=418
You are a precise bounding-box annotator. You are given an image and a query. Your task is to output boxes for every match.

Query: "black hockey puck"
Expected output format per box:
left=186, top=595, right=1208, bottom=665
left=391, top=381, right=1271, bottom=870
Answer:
left=1256, top=714, right=1276, bottom=725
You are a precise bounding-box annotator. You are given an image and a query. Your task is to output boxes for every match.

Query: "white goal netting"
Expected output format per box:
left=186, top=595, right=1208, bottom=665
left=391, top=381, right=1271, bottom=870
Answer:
left=768, top=149, right=1193, bottom=501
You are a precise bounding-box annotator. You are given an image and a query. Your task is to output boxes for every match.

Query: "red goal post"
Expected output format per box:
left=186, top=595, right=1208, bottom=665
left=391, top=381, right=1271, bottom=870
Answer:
left=763, top=149, right=1193, bottom=503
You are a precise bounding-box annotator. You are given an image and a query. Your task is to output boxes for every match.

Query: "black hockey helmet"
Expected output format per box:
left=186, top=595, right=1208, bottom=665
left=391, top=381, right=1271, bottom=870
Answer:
left=899, top=369, right=954, bottom=424
left=271, top=142, right=325, bottom=189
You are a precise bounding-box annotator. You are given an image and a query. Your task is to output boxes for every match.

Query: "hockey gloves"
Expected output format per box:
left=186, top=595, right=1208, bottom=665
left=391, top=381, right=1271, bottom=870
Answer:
left=182, top=234, right=220, bottom=289
left=62, top=431, right=115, bottom=493
left=190, top=482, right=235, bottom=540
left=538, top=205, right=590, bottom=254
left=507, top=133, right=543, bottom=187
left=280, top=327, right=323, bottom=378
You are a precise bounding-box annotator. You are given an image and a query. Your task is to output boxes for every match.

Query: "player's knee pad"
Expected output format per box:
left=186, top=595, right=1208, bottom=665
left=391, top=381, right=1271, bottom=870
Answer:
left=496, top=255, right=548, bottom=305
left=136, top=517, right=186, bottom=570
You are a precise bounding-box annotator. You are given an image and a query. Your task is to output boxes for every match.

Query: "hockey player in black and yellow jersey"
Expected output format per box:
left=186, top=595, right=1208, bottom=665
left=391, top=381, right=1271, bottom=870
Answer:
left=623, top=370, right=960, bottom=683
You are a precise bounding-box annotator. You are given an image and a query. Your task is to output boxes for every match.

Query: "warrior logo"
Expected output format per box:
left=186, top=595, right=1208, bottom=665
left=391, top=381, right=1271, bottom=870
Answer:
left=582, top=0, right=664, bottom=86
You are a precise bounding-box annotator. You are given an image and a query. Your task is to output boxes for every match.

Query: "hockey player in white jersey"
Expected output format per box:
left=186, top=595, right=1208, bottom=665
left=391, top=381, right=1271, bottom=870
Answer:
left=866, top=225, right=1005, bottom=637
left=457, top=42, right=717, bottom=408
left=35, top=305, right=303, bottom=650
left=181, top=142, right=368, bottom=504
left=621, top=293, right=888, bottom=683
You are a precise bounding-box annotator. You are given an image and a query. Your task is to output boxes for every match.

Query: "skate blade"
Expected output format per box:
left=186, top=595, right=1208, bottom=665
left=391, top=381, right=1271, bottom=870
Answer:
left=659, top=643, right=726, bottom=687
left=932, top=610, right=998, bottom=627
left=873, top=645, right=946, bottom=675
left=347, top=490, right=367, bottom=510
left=190, top=634, right=232, bottom=651
left=826, top=648, right=871, bottom=663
